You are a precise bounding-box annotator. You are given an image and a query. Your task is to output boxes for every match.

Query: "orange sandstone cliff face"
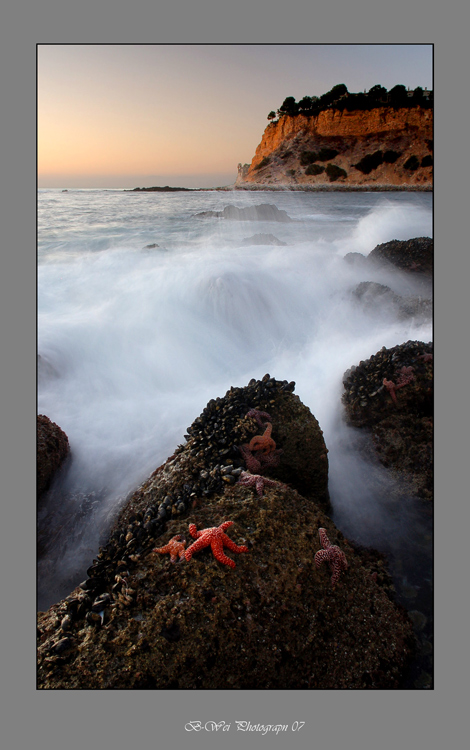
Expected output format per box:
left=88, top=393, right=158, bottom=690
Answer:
left=236, top=107, right=433, bottom=188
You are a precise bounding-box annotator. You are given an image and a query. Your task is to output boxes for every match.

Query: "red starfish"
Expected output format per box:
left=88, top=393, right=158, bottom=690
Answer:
left=184, top=521, right=248, bottom=569
left=154, top=534, right=186, bottom=563
left=236, top=470, right=281, bottom=496
left=314, top=528, right=348, bottom=588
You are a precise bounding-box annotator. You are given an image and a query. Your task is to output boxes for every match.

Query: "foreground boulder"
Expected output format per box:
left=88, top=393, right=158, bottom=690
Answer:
left=37, top=415, right=70, bottom=499
left=342, top=341, right=433, bottom=498
left=37, top=376, right=414, bottom=689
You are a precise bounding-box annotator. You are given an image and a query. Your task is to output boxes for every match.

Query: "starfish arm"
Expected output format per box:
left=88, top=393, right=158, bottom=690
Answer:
left=383, top=378, right=398, bottom=403
left=314, top=549, right=329, bottom=568
left=318, top=528, right=332, bottom=550
left=220, top=521, right=234, bottom=532
left=220, top=533, right=248, bottom=554
left=188, top=523, right=202, bottom=539
left=210, top=539, right=236, bottom=568
left=239, top=445, right=262, bottom=473
left=255, top=476, right=265, bottom=496
left=154, top=543, right=171, bottom=554
left=259, top=449, right=282, bottom=468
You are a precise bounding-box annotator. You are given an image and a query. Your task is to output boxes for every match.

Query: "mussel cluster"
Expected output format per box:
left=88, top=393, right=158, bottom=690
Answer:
left=341, top=340, right=433, bottom=424
left=53, top=375, right=295, bottom=630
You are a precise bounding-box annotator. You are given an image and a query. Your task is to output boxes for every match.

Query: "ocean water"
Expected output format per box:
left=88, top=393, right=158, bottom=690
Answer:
left=37, top=188, right=433, bottom=684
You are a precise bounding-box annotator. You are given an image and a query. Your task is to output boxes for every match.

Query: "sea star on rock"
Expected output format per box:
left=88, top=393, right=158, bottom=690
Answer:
left=383, top=366, right=415, bottom=404
left=184, top=521, right=248, bottom=569
left=238, top=444, right=283, bottom=473
left=154, top=534, right=187, bottom=563
left=314, top=528, right=348, bottom=588
left=247, top=421, right=276, bottom=455
left=236, top=470, right=281, bottom=497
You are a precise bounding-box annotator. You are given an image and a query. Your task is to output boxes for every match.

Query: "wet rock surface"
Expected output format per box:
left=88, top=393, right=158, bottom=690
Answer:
left=342, top=341, right=433, bottom=499
left=367, top=237, right=433, bottom=275
left=37, top=377, right=414, bottom=689
left=37, top=415, right=70, bottom=500
left=351, top=281, right=431, bottom=322
left=241, top=233, right=287, bottom=246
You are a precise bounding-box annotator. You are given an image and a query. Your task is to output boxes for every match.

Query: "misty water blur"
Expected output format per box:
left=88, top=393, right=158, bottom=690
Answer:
left=38, top=189, right=432, bottom=619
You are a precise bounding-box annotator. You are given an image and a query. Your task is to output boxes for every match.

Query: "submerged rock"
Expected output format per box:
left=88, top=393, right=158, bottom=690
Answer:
left=195, top=203, right=293, bottom=222
left=241, top=233, right=287, bottom=246
left=37, top=377, right=414, bottom=689
left=37, top=415, right=70, bottom=499
left=351, top=281, right=431, bottom=322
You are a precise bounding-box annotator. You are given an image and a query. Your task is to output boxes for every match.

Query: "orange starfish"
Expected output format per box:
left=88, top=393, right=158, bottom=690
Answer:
left=184, top=521, right=248, bottom=569
left=154, top=534, right=187, bottom=563
left=248, top=422, right=276, bottom=455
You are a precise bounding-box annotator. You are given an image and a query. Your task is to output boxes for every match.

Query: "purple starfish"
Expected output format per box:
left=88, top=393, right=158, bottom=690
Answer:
left=236, top=470, right=280, bottom=497
left=314, top=528, right=348, bottom=588
left=238, top=444, right=283, bottom=473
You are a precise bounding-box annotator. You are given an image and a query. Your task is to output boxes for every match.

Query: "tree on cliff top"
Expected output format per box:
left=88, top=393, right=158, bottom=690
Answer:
left=277, top=96, right=299, bottom=116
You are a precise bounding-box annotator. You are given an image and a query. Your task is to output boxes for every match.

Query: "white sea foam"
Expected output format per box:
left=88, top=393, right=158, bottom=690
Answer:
left=37, top=189, right=433, bottom=607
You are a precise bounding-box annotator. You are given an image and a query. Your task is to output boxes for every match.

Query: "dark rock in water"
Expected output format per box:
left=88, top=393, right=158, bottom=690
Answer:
left=352, top=281, right=431, bottom=321
left=195, top=203, right=293, bottom=222
left=241, top=233, right=287, bottom=246
left=37, top=377, right=414, bottom=689
left=143, top=243, right=160, bottom=249
left=37, top=415, right=70, bottom=499
left=367, top=237, right=433, bottom=275
left=342, top=340, right=433, bottom=499
left=129, top=185, right=193, bottom=192
left=344, top=252, right=368, bottom=266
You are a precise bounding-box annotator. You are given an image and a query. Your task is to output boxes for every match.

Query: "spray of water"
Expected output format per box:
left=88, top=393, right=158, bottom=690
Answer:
left=37, top=191, right=432, bottom=608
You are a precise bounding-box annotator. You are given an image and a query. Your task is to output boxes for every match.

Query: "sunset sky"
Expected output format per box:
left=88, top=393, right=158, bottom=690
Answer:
left=38, top=44, right=433, bottom=189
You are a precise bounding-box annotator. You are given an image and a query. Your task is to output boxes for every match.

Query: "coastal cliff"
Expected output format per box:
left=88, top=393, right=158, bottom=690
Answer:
left=236, top=106, right=433, bottom=189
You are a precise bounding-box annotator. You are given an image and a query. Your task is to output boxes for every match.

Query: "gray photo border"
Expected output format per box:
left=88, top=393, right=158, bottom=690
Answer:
left=2, top=2, right=466, bottom=749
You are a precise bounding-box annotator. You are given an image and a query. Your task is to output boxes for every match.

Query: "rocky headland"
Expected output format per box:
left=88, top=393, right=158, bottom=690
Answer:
left=235, top=106, right=433, bottom=190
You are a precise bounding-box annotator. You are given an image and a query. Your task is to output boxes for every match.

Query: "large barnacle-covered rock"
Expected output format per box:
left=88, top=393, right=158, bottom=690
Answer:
left=37, top=376, right=414, bottom=689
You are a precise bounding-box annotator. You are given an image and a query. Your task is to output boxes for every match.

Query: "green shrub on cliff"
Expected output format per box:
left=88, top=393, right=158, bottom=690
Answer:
left=403, top=155, right=420, bottom=171
left=305, top=164, right=325, bottom=176
left=354, top=151, right=384, bottom=174
left=300, top=150, right=318, bottom=166
left=383, top=150, right=401, bottom=163
left=326, top=163, right=347, bottom=182
left=317, top=148, right=339, bottom=162
left=255, top=156, right=271, bottom=170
